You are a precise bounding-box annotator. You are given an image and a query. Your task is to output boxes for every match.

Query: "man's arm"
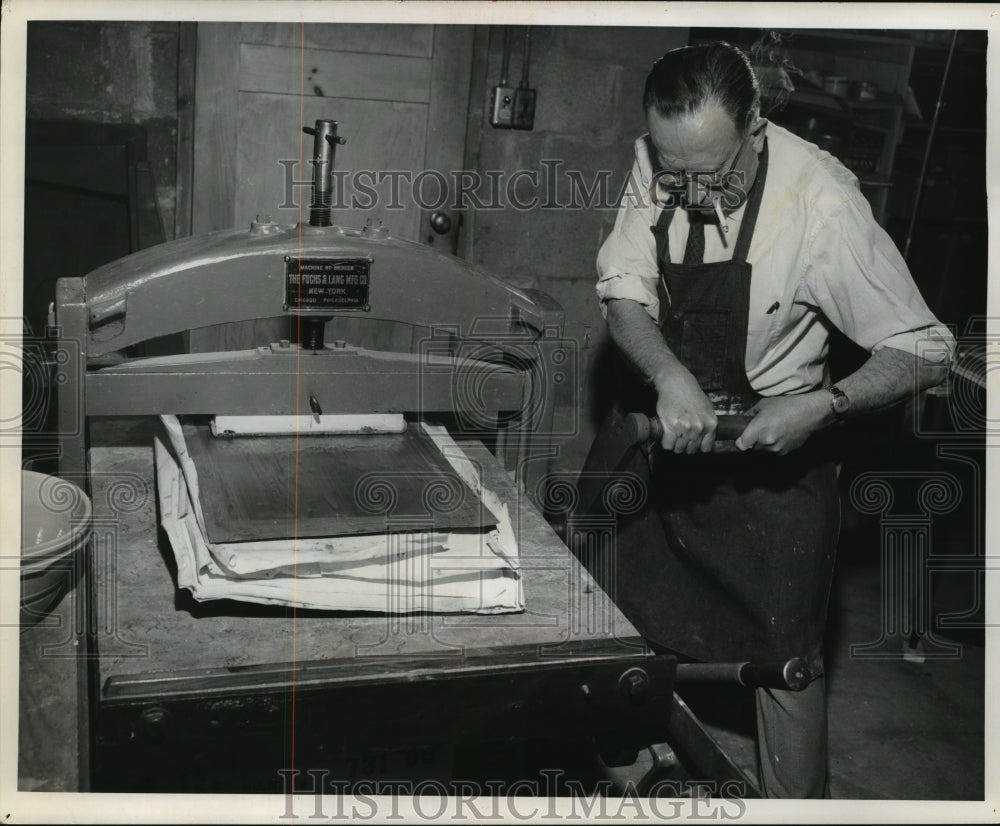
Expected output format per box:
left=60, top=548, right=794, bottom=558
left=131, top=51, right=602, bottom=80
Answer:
left=606, top=298, right=720, bottom=453
left=744, top=187, right=956, bottom=455
left=736, top=346, right=949, bottom=454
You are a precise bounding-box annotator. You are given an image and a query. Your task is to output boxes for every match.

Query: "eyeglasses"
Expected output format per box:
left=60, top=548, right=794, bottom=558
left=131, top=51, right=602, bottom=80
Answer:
left=649, top=132, right=759, bottom=215
left=652, top=133, right=749, bottom=191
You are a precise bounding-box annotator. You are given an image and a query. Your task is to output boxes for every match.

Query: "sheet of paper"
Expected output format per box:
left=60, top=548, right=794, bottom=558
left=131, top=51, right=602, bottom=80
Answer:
left=154, top=417, right=523, bottom=614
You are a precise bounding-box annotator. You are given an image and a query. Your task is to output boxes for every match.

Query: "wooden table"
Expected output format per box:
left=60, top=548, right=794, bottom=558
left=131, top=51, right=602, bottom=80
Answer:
left=18, top=584, right=83, bottom=792
left=24, top=441, right=676, bottom=792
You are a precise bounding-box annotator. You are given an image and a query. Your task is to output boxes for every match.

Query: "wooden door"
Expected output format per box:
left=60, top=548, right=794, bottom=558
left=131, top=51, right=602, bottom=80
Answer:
left=188, top=22, right=473, bottom=351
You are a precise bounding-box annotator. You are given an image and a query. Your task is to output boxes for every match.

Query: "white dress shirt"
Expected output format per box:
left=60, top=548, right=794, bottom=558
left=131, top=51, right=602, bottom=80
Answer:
left=596, top=121, right=955, bottom=396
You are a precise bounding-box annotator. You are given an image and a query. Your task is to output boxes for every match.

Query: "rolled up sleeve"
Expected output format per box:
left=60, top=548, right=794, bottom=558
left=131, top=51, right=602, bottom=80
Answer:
left=596, top=148, right=661, bottom=321
left=802, top=191, right=956, bottom=366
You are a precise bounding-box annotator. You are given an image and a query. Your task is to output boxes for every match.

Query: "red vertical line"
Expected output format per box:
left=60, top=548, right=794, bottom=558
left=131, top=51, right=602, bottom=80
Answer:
left=289, top=19, right=307, bottom=797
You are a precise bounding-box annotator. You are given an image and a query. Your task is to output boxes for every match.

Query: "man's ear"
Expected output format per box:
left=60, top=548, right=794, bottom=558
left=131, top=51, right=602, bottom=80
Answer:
left=749, top=115, right=768, bottom=152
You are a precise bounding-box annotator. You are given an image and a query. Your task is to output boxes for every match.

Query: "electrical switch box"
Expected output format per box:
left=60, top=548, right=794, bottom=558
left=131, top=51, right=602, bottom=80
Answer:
left=512, top=87, right=537, bottom=130
left=490, top=84, right=515, bottom=129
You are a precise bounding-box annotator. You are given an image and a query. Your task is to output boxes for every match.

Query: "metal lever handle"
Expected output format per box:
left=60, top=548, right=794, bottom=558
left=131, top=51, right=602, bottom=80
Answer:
left=302, top=126, right=347, bottom=146
left=624, top=412, right=752, bottom=452
left=674, top=657, right=813, bottom=691
left=309, top=395, right=323, bottom=419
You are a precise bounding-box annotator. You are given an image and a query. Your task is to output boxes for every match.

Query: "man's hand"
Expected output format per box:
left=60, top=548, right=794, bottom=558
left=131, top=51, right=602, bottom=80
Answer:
left=735, top=392, right=830, bottom=455
left=653, top=363, right=718, bottom=454
left=604, top=300, right=719, bottom=455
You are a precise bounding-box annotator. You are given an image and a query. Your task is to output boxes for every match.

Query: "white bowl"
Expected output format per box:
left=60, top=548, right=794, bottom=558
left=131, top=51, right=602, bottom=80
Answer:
left=20, top=470, right=92, bottom=627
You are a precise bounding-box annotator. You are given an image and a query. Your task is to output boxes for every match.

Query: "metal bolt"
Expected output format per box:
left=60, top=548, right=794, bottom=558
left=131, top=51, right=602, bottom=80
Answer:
left=648, top=742, right=677, bottom=769
left=618, top=667, right=650, bottom=702
left=137, top=706, right=172, bottom=739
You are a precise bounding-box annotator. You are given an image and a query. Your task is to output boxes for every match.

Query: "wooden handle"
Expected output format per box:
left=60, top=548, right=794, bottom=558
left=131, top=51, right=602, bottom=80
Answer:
left=624, top=413, right=751, bottom=450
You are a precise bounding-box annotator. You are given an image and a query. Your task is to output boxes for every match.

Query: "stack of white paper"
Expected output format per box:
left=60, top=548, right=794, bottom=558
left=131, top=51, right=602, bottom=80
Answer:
left=154, top=415, right=523, bottom=614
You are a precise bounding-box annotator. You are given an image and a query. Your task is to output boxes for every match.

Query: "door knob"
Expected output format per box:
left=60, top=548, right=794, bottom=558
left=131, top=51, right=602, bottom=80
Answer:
left=429, top=212, right=452, bottom=234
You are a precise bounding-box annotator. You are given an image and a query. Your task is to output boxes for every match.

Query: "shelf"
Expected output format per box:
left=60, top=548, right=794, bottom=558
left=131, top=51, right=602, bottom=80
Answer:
left=689, top=26, right=984, bottom=236
left=689, top=27, right=984, bottom=56
left=803, top=30, right=927, bottom=47
left=691, top=27, right=915, bottom=51
left=846, top=95, right=905, bottom=111
left=902, top=122, right=985, bottom=135
left=912, top=34, right=985, bottom=54
left=768, top=30, right=917, bottom=65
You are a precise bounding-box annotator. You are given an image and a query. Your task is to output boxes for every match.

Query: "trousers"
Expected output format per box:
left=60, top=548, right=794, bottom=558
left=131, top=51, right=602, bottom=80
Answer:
left=755, top=675, right=830, bottom=798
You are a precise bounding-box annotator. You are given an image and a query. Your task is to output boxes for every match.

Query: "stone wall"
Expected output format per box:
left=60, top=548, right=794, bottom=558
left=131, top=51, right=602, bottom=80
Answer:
left=466, top=26, right=689, bottom=472
left=26, top=21, right=181, bottom=239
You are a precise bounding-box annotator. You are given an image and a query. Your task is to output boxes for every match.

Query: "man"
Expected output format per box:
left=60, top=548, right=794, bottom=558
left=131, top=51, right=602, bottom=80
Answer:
left=592, top=42, right=954, bottom=797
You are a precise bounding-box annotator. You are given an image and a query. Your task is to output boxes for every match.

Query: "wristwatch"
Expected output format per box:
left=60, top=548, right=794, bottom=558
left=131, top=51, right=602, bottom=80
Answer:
left=827, top=384, right=850, bottom=420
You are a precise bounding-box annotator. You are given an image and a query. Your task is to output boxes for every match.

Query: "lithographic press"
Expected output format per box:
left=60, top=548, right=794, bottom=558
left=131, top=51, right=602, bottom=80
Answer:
left=46, top=120, right=677, bottom=792
left=46, top=119, right=800, bottom=794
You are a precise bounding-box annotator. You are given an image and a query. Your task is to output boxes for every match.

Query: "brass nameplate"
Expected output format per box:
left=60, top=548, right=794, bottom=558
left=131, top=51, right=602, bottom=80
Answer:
left=284, top=257, right=371, bottom=312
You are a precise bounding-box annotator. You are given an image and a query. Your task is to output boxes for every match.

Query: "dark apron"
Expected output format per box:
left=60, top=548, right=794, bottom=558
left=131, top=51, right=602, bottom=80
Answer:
left=586, top=143, right=840, bottom=666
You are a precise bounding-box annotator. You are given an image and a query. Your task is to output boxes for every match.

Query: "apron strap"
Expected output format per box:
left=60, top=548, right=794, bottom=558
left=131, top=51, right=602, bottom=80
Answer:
left=732, top=138, right=769, bottom=263
left=650, top=206, right=676, bottom=265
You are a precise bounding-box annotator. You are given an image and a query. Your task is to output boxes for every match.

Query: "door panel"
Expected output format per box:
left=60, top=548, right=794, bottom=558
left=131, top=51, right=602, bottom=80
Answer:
left=189, top=22, right=473, bottom=352
left=240, top=22, right=434, bottom=56
left=237, top=94, right=427, bottom=239
left=239, top=44, right=433, bottom=101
